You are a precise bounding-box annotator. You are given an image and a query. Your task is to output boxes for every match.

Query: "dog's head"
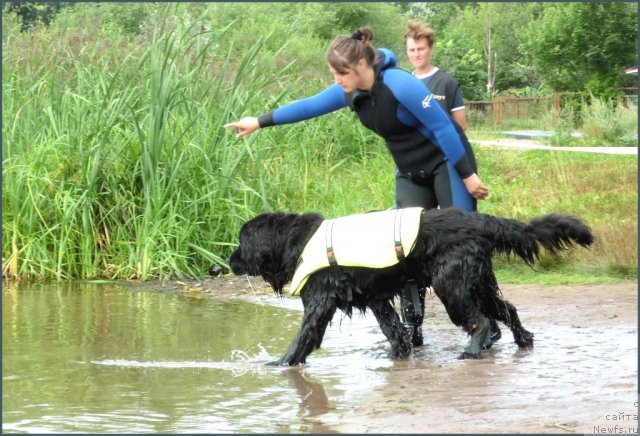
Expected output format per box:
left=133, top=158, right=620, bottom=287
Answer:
left=229, top=212, right=323, bottom=294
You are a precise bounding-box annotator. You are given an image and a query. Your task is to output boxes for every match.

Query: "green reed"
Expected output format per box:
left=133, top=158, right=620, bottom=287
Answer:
left=2, top=6, right=296, bottom=280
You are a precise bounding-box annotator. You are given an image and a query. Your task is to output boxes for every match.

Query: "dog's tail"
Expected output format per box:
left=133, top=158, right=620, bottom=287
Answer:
left=487, top=213, right=594, bottom=265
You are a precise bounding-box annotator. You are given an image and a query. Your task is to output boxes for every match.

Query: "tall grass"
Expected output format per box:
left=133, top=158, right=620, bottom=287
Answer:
left=2, top=5, right=301, bottom=280
left=2, top=5, right=637, bottom=283
left=473, top=146, right=637, bottom=281
left=581, top=98, right=638, bottom=146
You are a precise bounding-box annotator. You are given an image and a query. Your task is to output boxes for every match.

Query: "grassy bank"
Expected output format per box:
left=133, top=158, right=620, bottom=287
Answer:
left=2, top=6, right=637, bottom=283
left=474, top=148, right=637, bottom=283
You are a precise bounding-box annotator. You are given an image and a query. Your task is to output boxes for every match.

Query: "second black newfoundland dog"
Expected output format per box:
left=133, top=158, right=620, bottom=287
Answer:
left=229, top=207, right=593, bottom=365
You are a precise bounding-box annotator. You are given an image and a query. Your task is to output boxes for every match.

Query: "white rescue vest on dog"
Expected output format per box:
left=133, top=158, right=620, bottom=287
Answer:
left=289, top=207, right=424, bottom=295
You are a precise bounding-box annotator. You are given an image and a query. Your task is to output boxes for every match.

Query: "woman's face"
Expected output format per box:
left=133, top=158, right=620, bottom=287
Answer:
left=328, top=58, right=367, bottom=93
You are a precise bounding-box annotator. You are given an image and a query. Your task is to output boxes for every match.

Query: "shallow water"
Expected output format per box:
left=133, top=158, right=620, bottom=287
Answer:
left=2, top=281, right=638, bottom=433
left=2, top=282, right=395, bottom=433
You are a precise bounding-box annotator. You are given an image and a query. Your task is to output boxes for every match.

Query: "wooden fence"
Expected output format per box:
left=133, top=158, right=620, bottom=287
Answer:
left=466, top=93, right=566, bottom=126
left=467, top=91, right=638, bottom=126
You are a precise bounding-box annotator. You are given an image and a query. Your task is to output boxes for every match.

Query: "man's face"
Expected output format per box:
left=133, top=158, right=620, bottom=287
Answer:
left=406, top=37, right=432, bottom=71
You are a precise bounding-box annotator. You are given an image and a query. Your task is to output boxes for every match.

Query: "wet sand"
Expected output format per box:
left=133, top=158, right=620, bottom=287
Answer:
left=157, top=277, right=638, bottom=434
left=316, top=282, right=638, bottom=434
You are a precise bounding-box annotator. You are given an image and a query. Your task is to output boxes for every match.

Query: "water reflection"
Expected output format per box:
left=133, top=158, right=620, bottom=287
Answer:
left=283, top=368, right=331, bottom=416
left=2, top=281, right=389, bottom=433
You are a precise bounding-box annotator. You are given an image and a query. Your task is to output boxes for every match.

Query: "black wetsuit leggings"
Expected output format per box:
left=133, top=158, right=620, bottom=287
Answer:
left=395, top=134, right=478, bottom=337
left=395, top=133, right=478, bottom=211
left=394, top=162, right=478, bottom=211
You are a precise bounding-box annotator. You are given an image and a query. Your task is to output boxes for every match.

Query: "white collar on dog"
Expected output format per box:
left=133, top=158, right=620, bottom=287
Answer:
left=289, top=208, right=424, bottom=295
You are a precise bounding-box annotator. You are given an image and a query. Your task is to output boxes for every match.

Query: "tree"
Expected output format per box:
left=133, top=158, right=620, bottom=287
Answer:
left=426, top=4, right=488, bottom=100
left=3, top=2, right=71, bottom=31
left=483, top=4, right=497, bottom=97
left=526, top=2, right=638, bottom=97
left=411, top=2, right=543, bottom=100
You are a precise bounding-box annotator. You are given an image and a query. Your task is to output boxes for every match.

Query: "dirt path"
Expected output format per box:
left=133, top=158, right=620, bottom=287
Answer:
left=471, top=137, right=638, bottom=155
left=159, top=277, right=637, bottom=434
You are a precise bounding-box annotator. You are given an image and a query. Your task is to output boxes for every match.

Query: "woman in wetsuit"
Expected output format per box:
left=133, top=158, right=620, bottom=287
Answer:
left=225, top=27, right=489, bottom=345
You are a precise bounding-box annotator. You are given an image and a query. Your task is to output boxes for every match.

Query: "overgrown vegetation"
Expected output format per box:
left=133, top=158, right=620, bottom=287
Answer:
left=2, top=3, right=637, bottom=283
left=467, top=94, right=638, bottom=147
left=5, top=2, right=638, bottom=100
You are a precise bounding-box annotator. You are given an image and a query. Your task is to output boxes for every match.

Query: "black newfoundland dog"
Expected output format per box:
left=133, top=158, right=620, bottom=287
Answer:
left=229, top=208, right=593, bottom=365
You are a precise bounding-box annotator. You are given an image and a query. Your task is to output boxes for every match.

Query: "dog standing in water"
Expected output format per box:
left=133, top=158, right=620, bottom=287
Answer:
left=229, top=207, right=593, bottom=366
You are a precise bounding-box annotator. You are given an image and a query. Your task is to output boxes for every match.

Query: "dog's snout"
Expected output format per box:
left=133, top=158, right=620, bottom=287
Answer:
left=227, top=251, right=246, bottom=275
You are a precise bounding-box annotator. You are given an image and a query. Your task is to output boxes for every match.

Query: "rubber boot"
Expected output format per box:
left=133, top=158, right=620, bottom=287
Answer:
left=482, top=319, right=502, bottom=349
left=400, top=283, right=426, bottom=347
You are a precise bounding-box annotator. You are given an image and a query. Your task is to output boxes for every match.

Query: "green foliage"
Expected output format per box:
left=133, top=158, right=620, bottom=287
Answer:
left=581, top=98, right=638, bottom=146
left=474, top=148, right=637, bottom=283
left=399, top=2, right=637, bottom=99
left=585, top=71, right=624, bottom=100
left=400, top=2, right=473, bottom=35
left=3, top=1, right=71, bottom=31
left=425, top=5, right=487, bottom=100
left=100, top=2, right=150, bottom=35
left=437, top=39, right=486, bottom=101
left=2, top=4, right=297, bottom=280
left=485, top=2, right=544, bottom=91
left=526, top=2, right=637, bottom=97
left=401, top=2, right=545, bottom=99
left=546, top=105, right=579, bottom=147
left=2, top=2, right=637, bottom=283
left=322, top=2, right=406, bottom=51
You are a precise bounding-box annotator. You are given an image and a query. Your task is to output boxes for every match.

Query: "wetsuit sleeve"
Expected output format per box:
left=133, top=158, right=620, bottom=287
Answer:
left=257, top=84, right=348, bottom=127
left=384, top=69, right=474, bottom=179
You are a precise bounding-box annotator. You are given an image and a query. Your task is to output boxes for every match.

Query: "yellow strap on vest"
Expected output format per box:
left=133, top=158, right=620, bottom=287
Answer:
left=289, top=208, right=423, bottom=295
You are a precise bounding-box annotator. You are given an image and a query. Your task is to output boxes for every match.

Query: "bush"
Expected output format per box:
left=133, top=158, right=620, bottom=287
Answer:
left=581, top=97, right=638, bottom=146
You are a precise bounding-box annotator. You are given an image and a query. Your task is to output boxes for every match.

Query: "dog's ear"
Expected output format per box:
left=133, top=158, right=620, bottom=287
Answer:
left=238, top=212, right=305, bottom=293
left=282, top=212, right=324, bottom=271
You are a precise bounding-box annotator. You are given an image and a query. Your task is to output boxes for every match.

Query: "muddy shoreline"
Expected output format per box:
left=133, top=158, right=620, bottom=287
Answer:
left=317, top=281, right=638, bottom=434
left=140, top=276, right=638, bottom=434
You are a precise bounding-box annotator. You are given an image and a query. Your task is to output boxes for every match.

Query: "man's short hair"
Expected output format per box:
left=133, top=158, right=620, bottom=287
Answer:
left=404, top=20, right=435, bottom=47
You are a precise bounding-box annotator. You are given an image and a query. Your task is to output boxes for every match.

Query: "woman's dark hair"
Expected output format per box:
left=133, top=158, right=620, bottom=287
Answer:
left=326, top=26, right=377, bottom=74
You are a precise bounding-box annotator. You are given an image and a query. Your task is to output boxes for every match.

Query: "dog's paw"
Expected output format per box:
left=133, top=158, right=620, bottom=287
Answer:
left=515, top=330, right=535, bottom=348
left=265, top=360, right=284, bottom=367
left=390, top=350, right=412, bottom=360
left=389, top=339, right=413, bottom=359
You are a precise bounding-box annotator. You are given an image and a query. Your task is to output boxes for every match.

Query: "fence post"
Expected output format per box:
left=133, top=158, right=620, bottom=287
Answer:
left=494, top=96, right=505, bottom=126
left=552, top=92, right=561, bottom=124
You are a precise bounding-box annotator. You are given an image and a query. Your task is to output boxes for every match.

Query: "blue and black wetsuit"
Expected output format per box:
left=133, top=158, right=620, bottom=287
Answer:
left=257, top=48, right=476, bottom=212
left=400, top=67, right=478, bottom=211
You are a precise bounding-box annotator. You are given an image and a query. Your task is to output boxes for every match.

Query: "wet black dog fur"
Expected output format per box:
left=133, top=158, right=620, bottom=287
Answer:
left=228, top=208, right=594, bottom=366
